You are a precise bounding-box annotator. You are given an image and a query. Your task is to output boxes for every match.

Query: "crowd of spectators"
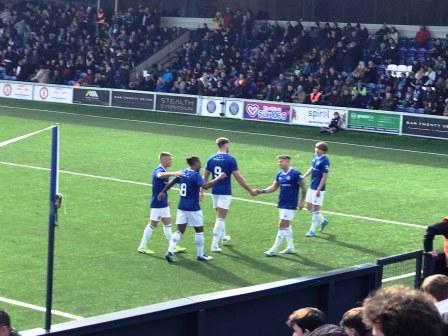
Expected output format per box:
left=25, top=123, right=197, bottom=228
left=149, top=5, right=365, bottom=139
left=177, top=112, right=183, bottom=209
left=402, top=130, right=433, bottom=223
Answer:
left=138, top=11, right=448, bottom=116
left=0, top=1, right=183, bottom=89
left=1, top=1, right=448, bottom=116
left=287, top=279, right=448, bottom=336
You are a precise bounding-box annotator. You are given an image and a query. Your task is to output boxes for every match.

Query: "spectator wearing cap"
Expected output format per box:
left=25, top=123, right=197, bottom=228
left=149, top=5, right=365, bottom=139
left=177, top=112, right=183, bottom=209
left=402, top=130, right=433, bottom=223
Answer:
left=362, top=285, right=443, bottom=336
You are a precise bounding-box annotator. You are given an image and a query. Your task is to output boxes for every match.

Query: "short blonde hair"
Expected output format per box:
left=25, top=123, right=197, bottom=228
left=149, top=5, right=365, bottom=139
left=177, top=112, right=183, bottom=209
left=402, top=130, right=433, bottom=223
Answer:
left=277, top=155, right=291, bottom=160
left=159, top=152, right=173, bottom=160
left=216, top=137, right=229, bottom=148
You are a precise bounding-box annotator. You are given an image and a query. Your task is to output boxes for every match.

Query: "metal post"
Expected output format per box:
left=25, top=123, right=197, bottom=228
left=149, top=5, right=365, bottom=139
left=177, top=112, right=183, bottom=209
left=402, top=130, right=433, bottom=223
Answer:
left=45, top=125, right=60, bottom=332
left=114, top=0, right=118, bottom=14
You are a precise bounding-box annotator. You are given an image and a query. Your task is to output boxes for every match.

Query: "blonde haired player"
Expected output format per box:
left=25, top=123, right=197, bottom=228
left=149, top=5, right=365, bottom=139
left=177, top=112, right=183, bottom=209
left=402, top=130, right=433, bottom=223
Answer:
left=303, top=142, right=330, bottom=237
left=137, top=152, right=186, bottom=254
left=255, top=155, right=307, bottom=256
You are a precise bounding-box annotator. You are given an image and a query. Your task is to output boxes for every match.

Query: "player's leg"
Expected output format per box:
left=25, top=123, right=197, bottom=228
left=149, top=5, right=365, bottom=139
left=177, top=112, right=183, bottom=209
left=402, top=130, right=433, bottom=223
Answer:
left=162, top=215, right=187, bottom=253
left=211, top=195, right=231, bottom=252
left=190, top=211, right=213, bottom=261
left=266, top=209, right=295, bottom=256
left=138, top=208, right=160, bottom=254
left=306, top=190, right=318, bottom=237
left=165, top=210, right=188, bottom=263
left=306, top=191, right=327, bottom=237
left=315, top=192, right=328, bottom=231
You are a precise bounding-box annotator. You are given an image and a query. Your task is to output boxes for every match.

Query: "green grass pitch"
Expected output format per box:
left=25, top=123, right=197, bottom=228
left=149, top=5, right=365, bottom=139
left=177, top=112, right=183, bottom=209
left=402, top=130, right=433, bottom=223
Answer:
left=0, top=98, right=447, bottom=331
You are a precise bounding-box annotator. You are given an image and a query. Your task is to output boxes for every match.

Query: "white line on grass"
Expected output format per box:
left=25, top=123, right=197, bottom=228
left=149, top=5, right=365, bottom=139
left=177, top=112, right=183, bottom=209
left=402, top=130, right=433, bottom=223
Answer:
left=0, top=104, right=447, bottom=157
left=382, top=272, right=416, bottom=283
left=0, top=160, right=427, bottom=230
left=0, top=296, right=83, bottom=320
left=0, top=125, right=54, bottom=149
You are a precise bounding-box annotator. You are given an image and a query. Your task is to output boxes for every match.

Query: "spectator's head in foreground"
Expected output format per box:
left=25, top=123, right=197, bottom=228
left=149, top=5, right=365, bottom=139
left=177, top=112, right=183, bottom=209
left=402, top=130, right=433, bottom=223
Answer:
left=340, top=307, right=371, bottom=336
left=362, top=285, right=443, bottom=336
left=421, top=274, right=448, bottom=303
left=286, top=307, right=326, bottom=335
left=0, top=309, right=14, bottom=336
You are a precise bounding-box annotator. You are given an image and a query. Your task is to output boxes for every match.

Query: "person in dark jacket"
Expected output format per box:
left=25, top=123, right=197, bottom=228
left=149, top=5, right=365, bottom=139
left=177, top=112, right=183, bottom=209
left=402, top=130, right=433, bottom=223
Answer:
left=321, top=112, right=343, bottom=134
left=423, top=216, right=448, bottom=276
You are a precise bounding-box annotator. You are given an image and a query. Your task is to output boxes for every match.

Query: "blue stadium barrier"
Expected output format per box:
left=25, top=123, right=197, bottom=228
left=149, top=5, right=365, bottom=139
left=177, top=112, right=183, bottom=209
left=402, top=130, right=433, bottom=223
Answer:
left=22, top=264, right=380, bottom=336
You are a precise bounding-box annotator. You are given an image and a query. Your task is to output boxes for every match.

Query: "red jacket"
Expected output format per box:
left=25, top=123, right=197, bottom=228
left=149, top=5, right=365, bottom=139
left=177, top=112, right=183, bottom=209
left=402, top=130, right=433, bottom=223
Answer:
left=416, top=28, right=430, bottom=44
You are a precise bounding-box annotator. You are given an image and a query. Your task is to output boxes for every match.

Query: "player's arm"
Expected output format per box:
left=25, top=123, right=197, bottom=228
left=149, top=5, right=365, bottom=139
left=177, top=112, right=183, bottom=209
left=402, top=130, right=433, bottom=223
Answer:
left=200, top=170, right=211, bottom=200
left=157, top=171, right=184, bottom=179
left=157, top=177, right=180, bottom=201
left=303, top=167, right=313, bottom=178
left=257, top=181, right=279, bottom=195
left=202, top=172, right=227, bottom=190
left=298, top=178, right=307, bottom=209
left=315, top=173, right=327, bottom=197
left=233, top=170, right=257, bottom=196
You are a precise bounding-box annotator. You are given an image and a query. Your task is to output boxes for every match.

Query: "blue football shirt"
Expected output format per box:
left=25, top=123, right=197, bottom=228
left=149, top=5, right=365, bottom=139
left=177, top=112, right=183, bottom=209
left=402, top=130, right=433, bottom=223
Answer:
left=150, top=165, right=169, bottom=208
left=205, top=153, right=238, bottom=195
left=176, top=169, right=204, bottom=211
left=310, top=154, right=330, bottom=191
left=276, top=168, right=303, bottom=210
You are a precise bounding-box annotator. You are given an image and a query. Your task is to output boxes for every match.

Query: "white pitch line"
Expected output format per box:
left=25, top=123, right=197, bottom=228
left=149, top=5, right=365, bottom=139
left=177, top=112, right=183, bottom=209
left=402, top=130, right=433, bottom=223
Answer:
left=0, top=104, right=448, bottom=157
left=0, top=160, right=427, bottom=229
left=0, top=125, right=54, bottom=149
left=0, top=296, right=83, bottom=320
left=382, top=272, right=416, bottom=283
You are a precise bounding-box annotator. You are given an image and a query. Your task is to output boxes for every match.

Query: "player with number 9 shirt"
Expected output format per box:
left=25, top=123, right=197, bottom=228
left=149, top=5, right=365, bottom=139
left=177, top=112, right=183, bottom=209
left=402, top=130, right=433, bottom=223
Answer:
left=204, top=137, right=257, bottom=253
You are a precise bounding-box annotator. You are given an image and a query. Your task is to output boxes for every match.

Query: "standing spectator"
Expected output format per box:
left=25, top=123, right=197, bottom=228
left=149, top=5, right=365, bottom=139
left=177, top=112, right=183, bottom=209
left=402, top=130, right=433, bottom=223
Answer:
left=362, top=286, right=444, bottom=336
left=212, top=12, right=224, bottom=30
left=416, top=26, right=431, bottom=46
left=0, top=309, right=20, bottom=336
left=340, top=307, right=371, bottom=336
left=423, top=216, right=448, bottom=276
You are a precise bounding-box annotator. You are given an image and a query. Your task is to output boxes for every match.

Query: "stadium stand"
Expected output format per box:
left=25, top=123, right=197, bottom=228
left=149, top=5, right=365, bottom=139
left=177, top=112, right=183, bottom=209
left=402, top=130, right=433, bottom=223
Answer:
left=1, top=2, right=448, bottom=115
left=0, top=1, right=183, bottom=89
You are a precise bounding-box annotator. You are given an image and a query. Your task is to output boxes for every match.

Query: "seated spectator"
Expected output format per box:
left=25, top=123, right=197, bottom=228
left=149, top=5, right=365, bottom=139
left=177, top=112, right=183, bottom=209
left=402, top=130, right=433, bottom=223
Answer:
left=292, top=85, right=307, bottom=104
left=286, top=307, right=347, bottom=336
left=321, top=112, right=343, bottom=134
left=380, top=92, right=396, bottom=111
left=340, top=307, right=371, bottom=336
left=422, top=274, right=448, bottom=323
left=362, top=285, right=444, bottom=336
left=306, top=87, right=323, bottom=105
left=0, top=308, right=20, bottom=336
left=416, top=26, right=431, bottom=46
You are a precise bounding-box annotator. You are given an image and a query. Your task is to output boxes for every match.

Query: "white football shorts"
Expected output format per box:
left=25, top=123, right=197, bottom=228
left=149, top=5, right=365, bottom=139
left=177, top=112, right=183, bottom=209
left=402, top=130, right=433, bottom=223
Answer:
left=176, top=210, right=204, bottom=227
left=306, top=189, right=325, bottom=206
left=212, top=195, right=232, bottom=210
left=279, top=209, right=296, bottom=221
left=150, top=207, right=171, bottom=221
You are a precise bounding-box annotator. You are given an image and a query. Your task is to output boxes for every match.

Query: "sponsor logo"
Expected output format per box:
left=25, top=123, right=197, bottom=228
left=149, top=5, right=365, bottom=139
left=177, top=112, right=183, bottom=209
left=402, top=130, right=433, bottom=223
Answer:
left=228, top=102, right=240, bottom=115
left=3, top=83, right=12, bottom=96
left=206, top=100, right=217, bottom=113
left=39, top=87, right=49, bottom=100
left=85, top=90, right=99, bottom=98
left=245, top=103, right=288, bottom=121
